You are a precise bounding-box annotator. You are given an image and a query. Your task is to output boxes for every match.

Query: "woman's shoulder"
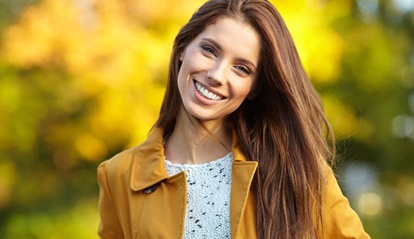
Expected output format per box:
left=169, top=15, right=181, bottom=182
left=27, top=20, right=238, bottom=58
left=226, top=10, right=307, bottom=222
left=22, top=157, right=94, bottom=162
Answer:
left=321, top=161, right=371, bottom=238
left=98, top=146, right=142, bottom=178
left=98, top=128, right=165, bottom=178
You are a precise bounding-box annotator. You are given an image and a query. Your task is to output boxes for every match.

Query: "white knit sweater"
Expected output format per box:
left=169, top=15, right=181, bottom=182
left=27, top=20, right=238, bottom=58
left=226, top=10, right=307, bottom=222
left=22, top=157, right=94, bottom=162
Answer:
left=164, top=153, right=233, bottom=239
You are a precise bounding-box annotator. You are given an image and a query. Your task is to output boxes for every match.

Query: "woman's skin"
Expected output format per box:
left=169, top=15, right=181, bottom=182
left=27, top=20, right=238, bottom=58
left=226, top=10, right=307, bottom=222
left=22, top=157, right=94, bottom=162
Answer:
left=164, top=17, right=261, bottom=165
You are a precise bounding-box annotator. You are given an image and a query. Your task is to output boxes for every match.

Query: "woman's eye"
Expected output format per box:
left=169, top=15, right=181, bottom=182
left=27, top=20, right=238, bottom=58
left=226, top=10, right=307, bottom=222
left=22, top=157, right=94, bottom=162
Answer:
left=201, top=45, right=216, bottom=56
left=235, top=65, right=251, bottom=76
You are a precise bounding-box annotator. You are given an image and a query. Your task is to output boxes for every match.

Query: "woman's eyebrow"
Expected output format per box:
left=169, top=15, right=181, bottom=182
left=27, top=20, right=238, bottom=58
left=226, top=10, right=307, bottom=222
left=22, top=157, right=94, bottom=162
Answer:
left=201, top=38, right=222, bottom=51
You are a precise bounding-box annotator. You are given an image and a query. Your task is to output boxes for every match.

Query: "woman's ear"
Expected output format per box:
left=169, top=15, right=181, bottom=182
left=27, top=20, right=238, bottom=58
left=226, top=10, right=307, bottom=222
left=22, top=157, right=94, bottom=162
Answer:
left=179, top=52, right=184, bottom=61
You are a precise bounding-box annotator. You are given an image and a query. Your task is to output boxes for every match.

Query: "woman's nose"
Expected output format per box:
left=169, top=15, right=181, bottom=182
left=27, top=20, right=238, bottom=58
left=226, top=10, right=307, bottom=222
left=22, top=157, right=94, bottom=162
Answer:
left=207, top=61, right=227, bottom=85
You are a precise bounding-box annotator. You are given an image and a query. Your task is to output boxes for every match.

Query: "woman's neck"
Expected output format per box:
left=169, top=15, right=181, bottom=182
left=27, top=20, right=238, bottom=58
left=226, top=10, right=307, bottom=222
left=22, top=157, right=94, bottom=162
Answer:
left=164, top=111, right=232, bottom=165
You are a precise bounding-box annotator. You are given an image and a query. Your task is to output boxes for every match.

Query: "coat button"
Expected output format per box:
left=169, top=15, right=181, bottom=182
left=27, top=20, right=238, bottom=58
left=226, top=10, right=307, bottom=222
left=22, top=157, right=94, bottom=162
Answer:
left=143, top=184, right=158, bottom=194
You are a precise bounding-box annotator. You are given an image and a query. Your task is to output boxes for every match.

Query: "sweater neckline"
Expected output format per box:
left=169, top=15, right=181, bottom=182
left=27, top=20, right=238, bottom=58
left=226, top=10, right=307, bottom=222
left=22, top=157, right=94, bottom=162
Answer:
left=164, top=152, right=233, bottom=168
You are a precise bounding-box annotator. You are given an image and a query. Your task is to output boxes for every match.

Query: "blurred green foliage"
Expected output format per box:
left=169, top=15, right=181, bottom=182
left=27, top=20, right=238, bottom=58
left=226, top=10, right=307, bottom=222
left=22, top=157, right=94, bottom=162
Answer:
left=0, top=0, right=413, bottom=238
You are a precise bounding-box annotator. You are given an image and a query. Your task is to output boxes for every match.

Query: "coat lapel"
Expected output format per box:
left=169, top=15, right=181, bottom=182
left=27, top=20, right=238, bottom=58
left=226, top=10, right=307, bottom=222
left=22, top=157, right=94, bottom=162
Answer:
left=130, top=128, right=169, bottom=192
left=230, top=131, right=258, bottom=239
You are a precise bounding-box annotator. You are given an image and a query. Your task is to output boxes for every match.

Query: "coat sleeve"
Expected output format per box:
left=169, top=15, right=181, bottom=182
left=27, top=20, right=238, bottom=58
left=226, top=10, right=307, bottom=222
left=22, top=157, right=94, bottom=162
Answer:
left=97, top=161, right=124, bottom=239
left=322, top=164, right=371, bottom=239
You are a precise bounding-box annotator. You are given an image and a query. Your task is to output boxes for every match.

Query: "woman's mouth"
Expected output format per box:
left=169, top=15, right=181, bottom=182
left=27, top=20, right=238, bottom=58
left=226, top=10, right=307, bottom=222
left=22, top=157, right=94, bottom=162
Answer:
left=194, top=81, right=223, bottom=101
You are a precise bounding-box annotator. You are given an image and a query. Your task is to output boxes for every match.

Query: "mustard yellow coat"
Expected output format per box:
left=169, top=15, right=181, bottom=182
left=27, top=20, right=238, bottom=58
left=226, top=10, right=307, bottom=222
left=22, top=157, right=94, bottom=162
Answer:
left=97, top=128, right=370, bottom=239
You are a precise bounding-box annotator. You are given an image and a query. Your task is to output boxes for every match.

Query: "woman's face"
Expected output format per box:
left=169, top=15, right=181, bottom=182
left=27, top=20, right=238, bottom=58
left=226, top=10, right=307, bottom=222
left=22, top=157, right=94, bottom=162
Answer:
left=177, top=16, right=260, bottom=124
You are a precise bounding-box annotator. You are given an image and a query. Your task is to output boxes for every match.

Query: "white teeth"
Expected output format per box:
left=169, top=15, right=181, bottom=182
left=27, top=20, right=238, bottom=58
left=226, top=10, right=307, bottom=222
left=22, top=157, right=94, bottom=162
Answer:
left=195, top=82, right=222, bottom=101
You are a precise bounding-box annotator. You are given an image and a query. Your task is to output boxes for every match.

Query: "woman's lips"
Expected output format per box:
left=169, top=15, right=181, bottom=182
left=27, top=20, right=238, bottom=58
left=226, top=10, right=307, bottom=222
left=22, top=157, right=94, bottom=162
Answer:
left=194, top=81, right=225, bottom=101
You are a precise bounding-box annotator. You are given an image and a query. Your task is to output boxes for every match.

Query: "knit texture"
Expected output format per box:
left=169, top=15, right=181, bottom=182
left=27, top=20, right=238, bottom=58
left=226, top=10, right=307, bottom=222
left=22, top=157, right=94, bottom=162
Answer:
left=164, top=153, right=233, bottom=239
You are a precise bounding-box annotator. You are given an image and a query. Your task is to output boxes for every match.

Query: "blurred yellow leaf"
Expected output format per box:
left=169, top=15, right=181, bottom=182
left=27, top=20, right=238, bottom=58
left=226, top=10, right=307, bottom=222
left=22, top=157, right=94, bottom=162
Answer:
left=75, top=133, right=108, bottom=161
left=273, top=0, right=350, bottom=83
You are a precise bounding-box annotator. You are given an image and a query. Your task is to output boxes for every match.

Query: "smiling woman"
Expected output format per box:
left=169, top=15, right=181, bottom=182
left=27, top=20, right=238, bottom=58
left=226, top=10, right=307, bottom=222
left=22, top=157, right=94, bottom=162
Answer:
left=177, top=17, right=260, bottom=126
left=97, top=0, right=371, bottom=238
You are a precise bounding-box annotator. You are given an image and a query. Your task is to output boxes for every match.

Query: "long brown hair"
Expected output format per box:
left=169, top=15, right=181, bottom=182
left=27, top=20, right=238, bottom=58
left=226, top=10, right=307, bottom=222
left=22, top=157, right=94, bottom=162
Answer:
left=155, top=0, right=335, bottom=238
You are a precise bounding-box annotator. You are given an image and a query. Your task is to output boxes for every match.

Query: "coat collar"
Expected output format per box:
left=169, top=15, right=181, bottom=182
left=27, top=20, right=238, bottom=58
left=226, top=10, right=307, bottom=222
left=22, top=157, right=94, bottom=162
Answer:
left=129, top=127, right=256, bottom=191
left=130, top=128, right=168, bottom=191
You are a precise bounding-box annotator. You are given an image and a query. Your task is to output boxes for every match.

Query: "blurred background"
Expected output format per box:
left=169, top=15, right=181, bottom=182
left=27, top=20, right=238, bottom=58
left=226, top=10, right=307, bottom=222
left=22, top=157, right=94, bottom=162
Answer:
left=0, top=0, right=413, bottom=238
